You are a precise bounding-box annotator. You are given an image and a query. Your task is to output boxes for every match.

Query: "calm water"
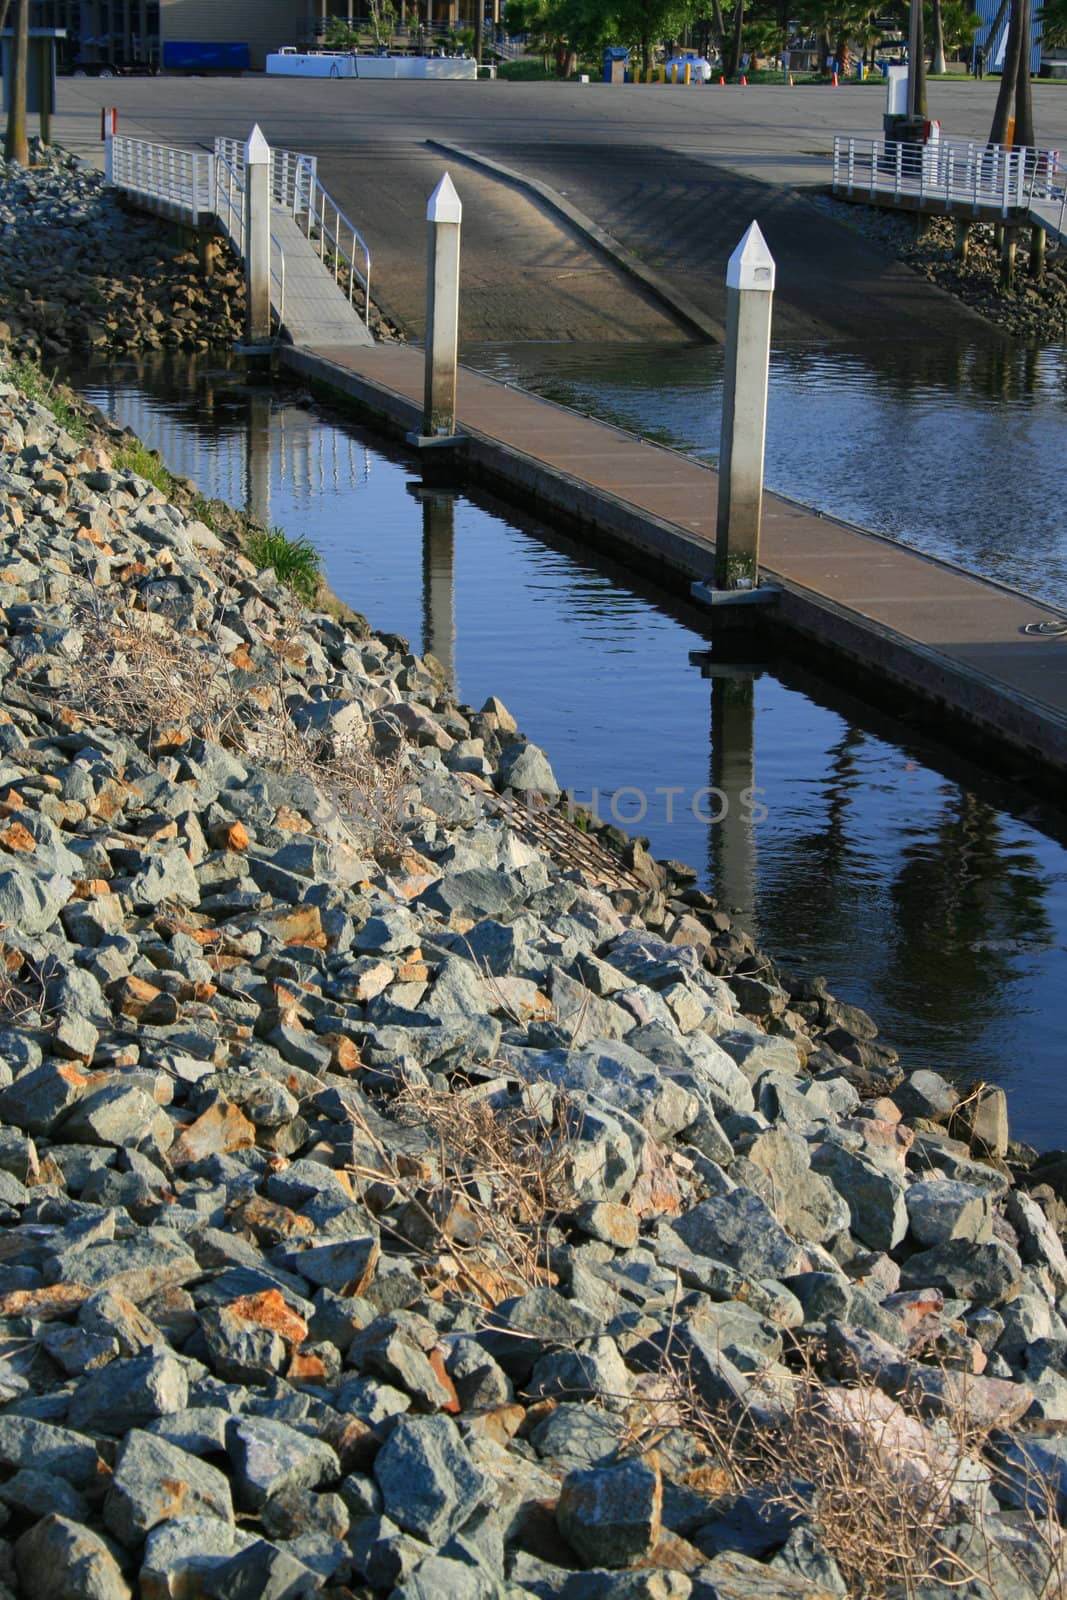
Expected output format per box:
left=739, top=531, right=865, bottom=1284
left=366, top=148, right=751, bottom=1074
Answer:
left=465, top=340, right=1067, bottom=607
left=73, top=355, right=1067, bottom=1151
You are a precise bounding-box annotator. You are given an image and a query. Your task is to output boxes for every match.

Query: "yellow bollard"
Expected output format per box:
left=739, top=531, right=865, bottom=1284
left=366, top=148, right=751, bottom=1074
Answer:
left=684, top=61, right=691, bottom=84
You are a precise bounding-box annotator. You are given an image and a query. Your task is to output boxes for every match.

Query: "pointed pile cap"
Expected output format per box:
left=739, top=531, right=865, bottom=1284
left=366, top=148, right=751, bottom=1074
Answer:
left=244, top=124, right=271, bottom=165
left=726, top=220, right=775, bottom=292
left=427, top=172, right=462, bottom=224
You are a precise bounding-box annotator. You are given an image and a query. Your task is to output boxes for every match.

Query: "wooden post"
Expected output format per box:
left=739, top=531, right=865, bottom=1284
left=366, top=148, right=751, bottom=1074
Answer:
left=4, top=0, right=28, bottom=165
left=715, top=221, right=775, bottom=591
left=1029, top=222, right=1046, bottom=280
left=36, top=38, right=50, bottom=146
left=422, top=172, right=462, bottom=439
left=197, top=231, right=219, bottom=278
left=244, top=124, right=272, bottom=344
left=999, top=225, right=1017, bottom=289
left=953, top=218, right=971, bottom=260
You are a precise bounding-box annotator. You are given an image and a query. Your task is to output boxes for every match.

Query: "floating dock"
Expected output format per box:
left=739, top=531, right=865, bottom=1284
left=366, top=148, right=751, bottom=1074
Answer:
left=280, top=339, right=1067, bottom=782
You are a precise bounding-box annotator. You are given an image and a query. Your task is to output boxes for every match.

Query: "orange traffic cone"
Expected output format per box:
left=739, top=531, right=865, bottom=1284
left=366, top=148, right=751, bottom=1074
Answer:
left=832, top=69, right=839, bottom=85
left=719, top=74, right=725, bottom=84
left=740, top=73, right=747, bottom=84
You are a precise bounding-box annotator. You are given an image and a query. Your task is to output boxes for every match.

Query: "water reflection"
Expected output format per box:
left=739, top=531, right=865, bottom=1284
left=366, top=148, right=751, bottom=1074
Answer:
left=464, top=339, right=1067, bottom=607
left=414, top=485, right=458, bottom=696
left=66, top=354, right=1067, bottom=1149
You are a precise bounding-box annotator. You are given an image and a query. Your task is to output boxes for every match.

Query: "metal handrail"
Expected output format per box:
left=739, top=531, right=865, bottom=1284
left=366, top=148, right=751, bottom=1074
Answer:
left=214, top=150, right=287, bottom=331
left=108, top=135, right=215, bottom=218
left=213, top=137, right=318, bottom=214
left=832, top=133, right=1064, bottom=220
left=292, top=156, right=372, bottom=329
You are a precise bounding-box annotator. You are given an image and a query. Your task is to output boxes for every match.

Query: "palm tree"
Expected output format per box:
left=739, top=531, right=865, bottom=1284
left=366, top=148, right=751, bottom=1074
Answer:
left=1038, top=0, right=1067, bottom=45
left=984, top=0, right=1035, bottom=148
left=929, top=0, right=947, bottom=72
left=3, top=0, right=28, bottom=166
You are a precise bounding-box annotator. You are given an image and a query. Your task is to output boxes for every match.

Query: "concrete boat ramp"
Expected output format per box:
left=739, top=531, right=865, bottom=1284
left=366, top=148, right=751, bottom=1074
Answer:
left=280, top=338, right=1067, bottom=783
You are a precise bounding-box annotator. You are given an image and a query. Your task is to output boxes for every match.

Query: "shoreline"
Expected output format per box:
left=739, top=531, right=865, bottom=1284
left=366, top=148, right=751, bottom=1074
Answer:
left=0, top=138, right=1065, bottom=1599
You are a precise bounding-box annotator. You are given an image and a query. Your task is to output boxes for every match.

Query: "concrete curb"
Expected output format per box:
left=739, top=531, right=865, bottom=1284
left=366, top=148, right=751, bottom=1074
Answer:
left=425, top=138, right=727, bottom=343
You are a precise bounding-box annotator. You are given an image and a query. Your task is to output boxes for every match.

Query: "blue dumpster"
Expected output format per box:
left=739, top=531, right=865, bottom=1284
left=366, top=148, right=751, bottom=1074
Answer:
left=603, top=46, right=629, bottom=84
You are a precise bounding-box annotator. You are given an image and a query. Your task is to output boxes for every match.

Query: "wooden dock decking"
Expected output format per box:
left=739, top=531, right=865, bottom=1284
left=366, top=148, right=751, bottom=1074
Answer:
left=281, top=338, right=1067, bottom=777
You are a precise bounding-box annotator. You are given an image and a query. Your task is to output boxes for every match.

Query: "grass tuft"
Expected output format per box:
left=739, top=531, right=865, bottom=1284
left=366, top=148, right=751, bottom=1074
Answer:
left=6, top=357, right=89, bottom=441
left=243, top=525, right=322, bottom=603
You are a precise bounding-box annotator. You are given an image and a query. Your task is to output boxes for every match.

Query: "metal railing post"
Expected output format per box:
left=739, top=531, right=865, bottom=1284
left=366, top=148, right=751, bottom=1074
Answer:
left=847, top=138, right=855, bottom=195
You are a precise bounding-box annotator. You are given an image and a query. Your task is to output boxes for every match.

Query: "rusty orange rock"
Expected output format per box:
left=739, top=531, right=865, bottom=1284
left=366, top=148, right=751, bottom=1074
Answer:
left=107, top=974, right=176, bottom=1025
left=228, top=1289, right=308, bottom=1346
left=71, top=878, right=112, bottom=900
left=235, top=1194, right=316, bottom=1247
left=0, top=822, right=35, bottom=855
left=0, top=1283, right=89, bottom=1319
left=169, top=1100, right=256, bottom=1168
left=464, top=1403, right=527, bottom=1446
left=428, top=1348, right=462, bottom=1415
left=318, top=1033, right=361, bottom=1074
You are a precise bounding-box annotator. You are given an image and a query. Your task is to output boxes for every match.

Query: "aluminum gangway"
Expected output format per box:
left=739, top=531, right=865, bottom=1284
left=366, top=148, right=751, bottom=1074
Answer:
left=831, top=133, right=1067, bottom=246
left=106, top=132, right=374, bottom=348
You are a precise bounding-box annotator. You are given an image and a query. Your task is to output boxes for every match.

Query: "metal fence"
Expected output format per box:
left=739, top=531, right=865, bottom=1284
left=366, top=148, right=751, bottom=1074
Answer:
left=214, top=137, right=317, bottom=216
left=832, top=134, right=1065, bottom=222
left=106, top=137, right=215, bottom=219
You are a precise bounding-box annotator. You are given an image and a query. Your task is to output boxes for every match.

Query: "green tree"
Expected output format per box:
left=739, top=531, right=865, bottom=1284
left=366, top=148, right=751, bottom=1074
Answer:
left=3, top=0, right=27, bottom=166
left=1038, top=0, right=1067, bottom=45
left=939, top=0, right=983, bottom=53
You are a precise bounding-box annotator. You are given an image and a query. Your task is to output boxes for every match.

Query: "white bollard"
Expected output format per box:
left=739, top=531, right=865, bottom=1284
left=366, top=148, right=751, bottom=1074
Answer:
left=423, top=173, right=462, bottom=439
left=715, top=221, right=775, bottom=591
left=102, top=108, right=117, bottom=183
left=244, top=124, right=272, bottom=345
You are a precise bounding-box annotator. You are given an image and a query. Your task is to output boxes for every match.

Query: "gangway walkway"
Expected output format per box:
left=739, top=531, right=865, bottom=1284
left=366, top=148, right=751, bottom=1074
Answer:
left=107, top=130, right=374, bottom=348
left=832, top=133, right=1067, bottom=244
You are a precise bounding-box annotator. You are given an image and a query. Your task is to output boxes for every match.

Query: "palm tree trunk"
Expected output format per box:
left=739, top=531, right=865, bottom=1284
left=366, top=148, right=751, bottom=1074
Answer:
left=3, top=0, right=27, bottom=166
left=726, top=0, right=744, bottom=75
left=989, top=0, right=1022, bottom=143
left=1013, top=0, right=1034, bottom=147
left=710, top=0, right=725, bottom=56
left=913, top=3, right=928, bottom=117
left=930, top=0, right=947, bottom=74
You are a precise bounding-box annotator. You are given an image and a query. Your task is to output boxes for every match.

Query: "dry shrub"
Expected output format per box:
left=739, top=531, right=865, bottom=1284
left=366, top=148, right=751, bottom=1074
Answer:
left=71, top=589, right=248, bottom=748
left=65, top=587, right=413, bottom=853
left=247, top=704, right=413, bottom=856
left=672, top=1353, right=1067, bottom=1600
left=0, top=946, right=57, bottom=1026
left=342, top=1081, right=576, bottom=1304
